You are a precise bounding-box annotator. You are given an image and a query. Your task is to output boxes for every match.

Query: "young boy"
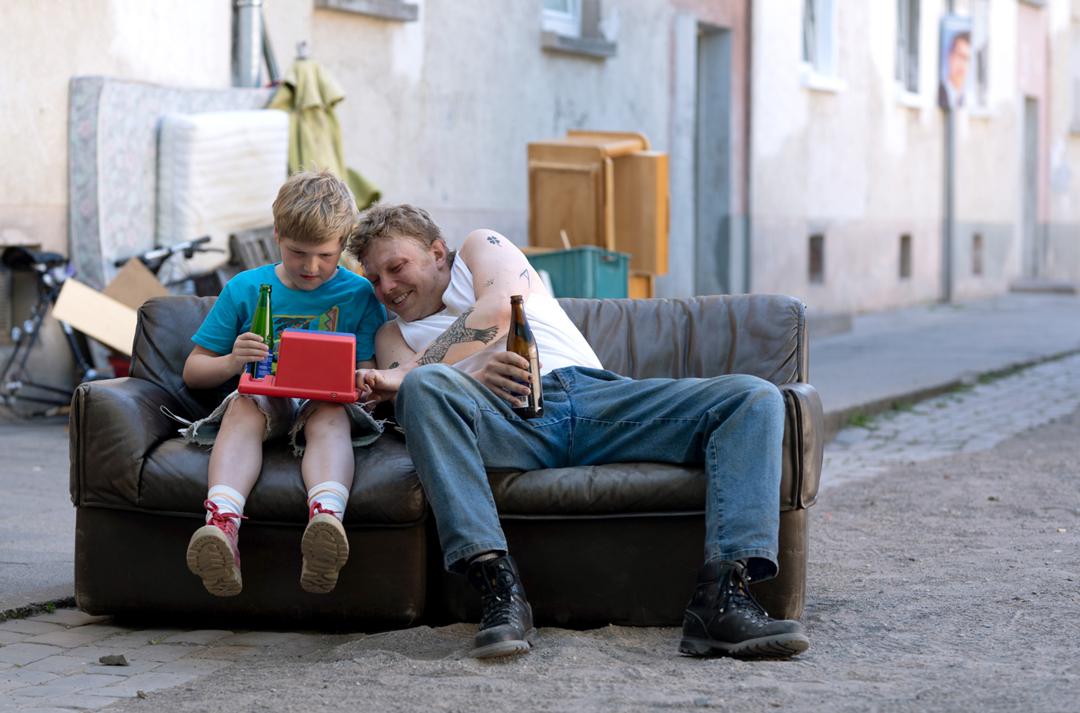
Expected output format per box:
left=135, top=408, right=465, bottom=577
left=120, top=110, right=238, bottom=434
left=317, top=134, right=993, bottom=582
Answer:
left=181, top=170, right=385, bottom=597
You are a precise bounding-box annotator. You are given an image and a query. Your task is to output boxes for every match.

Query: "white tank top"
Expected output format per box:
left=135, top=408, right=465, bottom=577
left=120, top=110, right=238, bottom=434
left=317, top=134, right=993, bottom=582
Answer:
left=397, top=256, right=603, bottom=375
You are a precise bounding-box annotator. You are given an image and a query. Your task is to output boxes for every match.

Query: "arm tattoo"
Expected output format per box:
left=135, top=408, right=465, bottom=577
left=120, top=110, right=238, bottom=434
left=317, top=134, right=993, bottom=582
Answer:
left=486, top=235, right=501, bottom=246
left=417, top=308, right=498, bottom=365
left=388, top=361, right=399, bottom=369
left=519, top=268, right=531, bottom=286
left=484, top=278, right=495, bottom=288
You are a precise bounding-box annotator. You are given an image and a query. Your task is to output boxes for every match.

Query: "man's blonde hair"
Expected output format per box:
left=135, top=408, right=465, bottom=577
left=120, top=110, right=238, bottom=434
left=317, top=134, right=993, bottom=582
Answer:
left=347, top=203, right=443, bottom=263
left=272, top=170, right=358, bottom=245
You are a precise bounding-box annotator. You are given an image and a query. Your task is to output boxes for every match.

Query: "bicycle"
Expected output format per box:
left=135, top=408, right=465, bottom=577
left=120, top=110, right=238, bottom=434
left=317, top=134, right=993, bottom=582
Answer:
left=0, top=236, right=221, bottom=417
left=0, top=246, right=104, bottom=416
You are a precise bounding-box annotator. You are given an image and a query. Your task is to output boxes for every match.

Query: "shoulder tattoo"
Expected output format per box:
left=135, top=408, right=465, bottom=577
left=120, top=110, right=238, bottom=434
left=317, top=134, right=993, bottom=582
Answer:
left=486, top=235, right=501, bottom=246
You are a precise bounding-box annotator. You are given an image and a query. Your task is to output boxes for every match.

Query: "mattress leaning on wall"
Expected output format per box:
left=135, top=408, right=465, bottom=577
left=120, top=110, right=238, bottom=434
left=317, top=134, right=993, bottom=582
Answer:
left=156, top=109, right=289, bottom=280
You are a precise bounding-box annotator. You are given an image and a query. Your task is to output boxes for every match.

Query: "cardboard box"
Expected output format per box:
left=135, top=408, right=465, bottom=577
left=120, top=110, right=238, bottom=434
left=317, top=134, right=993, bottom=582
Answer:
left=51, top=259, right=169, bottom=356
left=102, top=258, right=169, bottom=310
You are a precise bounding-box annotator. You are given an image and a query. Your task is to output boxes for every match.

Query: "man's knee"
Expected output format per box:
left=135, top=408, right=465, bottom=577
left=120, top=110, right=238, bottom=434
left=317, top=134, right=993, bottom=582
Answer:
left=399, top=364, right=464, bottom=403
left=732, top=375, right=785, bottom=419
left=398, top=364, right=469, bottom=423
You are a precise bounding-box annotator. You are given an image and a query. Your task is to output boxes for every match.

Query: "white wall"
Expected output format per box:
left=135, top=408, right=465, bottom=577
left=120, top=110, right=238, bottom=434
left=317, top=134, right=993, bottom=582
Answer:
left=750, top=0, right=1076, bottom=313
left=0, top=0, right=230, bottom=253
left=264, top=0, right=674, bottom=250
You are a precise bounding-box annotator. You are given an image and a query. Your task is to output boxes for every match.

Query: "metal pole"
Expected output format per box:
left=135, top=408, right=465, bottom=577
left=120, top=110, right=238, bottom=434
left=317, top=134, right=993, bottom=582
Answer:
left=942, top=0, right=955, bottom=303
left=232, top=0, right=264, bottom=88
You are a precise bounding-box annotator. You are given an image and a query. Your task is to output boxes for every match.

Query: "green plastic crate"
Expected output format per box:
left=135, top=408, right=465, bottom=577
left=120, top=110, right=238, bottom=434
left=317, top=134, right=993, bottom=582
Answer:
left=525, top=246, right=630, bottom=299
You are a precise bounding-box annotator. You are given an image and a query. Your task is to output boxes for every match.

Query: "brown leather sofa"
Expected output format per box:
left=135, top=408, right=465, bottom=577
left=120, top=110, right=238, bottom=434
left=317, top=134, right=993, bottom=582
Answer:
left=70, top=293, right=822, bottom=628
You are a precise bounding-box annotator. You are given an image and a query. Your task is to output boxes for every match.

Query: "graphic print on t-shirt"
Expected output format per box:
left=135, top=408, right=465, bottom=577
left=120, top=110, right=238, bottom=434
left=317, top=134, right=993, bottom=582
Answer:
left=267, top=306, right=342, bottom=373
left=271, top=305, right=340, bottom=342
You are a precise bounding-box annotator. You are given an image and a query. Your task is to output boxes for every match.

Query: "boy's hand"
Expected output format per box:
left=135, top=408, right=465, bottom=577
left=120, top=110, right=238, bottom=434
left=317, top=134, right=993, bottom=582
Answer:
left=231, top=332, right=269, bottom=373
left=355, top=367, right=406, bottom=405
left=469, top=351, right=533, bottom=407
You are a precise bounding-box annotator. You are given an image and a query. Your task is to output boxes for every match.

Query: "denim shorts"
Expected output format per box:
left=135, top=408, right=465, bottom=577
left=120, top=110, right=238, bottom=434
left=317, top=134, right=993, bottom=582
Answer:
left=177, top=390, right=383, bottom=456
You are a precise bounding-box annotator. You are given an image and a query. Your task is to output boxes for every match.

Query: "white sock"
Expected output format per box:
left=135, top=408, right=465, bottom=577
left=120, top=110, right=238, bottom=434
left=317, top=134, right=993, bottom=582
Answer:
left=206, top=484, right=246, bottom=528
left=307, top=481, right=349, bottom=522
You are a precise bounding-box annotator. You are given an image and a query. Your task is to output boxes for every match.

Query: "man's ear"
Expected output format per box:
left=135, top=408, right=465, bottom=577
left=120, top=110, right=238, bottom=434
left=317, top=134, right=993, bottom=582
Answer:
left=430, top=238, right=449, bottom=267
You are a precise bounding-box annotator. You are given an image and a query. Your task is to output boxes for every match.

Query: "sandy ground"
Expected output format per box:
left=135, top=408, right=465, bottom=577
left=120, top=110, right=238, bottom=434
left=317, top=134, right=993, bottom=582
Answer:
left=109, top=409, right=1080, bottom=713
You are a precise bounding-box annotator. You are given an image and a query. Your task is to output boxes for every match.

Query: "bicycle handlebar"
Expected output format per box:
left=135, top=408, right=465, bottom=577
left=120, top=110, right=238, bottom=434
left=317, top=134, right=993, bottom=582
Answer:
left=114, top=235, right=221, bottom=268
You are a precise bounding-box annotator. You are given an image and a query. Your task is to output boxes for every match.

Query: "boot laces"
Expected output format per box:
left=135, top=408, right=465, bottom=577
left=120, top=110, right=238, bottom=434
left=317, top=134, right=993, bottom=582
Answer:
left=204, top=499, right=246, bottom=535
left=478, top=569, right=518, bottom=629
left=309, top=501, right=341, bottom=519
left=726, top=565, right=771, bottom=623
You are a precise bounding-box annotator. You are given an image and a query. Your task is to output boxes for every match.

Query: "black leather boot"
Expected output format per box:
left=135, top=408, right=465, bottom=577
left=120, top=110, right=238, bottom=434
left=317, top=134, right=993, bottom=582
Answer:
left=466, top=554, right=536, bottom=659
left=679, top=560, right=809, bottom=659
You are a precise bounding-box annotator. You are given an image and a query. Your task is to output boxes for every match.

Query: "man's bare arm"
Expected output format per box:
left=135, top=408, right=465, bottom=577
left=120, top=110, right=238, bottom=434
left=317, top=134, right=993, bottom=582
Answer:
left=416, top=308, right=498, bottom=365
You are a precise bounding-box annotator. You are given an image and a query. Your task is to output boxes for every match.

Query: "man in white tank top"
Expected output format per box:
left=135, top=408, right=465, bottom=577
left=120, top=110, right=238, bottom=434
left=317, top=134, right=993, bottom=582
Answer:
left=348, top=204, right=808, bottom=661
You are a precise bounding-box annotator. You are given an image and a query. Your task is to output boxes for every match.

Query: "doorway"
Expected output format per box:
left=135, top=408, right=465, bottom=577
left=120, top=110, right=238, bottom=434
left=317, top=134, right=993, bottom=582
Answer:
left=694, top=24, right=733, bottom=295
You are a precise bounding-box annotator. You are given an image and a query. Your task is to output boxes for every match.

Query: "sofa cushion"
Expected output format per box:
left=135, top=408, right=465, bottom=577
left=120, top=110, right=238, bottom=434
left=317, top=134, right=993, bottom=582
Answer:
left=558, top=295, right=804, bottom=384
left=489, top=464, right=705, bottom=517
left=139, top=434, right=424, bottom=525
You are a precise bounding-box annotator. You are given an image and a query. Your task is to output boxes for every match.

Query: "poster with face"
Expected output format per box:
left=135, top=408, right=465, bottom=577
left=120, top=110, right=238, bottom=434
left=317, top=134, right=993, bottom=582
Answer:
left=939, top=14, right=973, bottom=111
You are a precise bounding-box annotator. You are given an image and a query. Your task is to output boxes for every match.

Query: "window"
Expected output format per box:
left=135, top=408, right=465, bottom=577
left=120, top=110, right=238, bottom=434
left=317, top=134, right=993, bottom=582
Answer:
left=802, top=0, right=837, bottom=76
left=971, top=0, right=990, bottom=109
left=972, top=233, right=984, bottom=276
left=540, top=0, right=616, bottom=59
left=808, top=234, right=825, bottom=284
left=895, top=0, right=920, bottom=93
left=1072, top=24, right=1080, bottom=131
left=899, top=234, right=912, bottom=279
left=543, top=0, right=581, bottom=37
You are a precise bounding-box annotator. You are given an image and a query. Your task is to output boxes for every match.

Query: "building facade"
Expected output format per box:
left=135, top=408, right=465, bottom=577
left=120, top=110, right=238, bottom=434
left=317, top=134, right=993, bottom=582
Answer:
left=2, top=0, right=1078, bottom=324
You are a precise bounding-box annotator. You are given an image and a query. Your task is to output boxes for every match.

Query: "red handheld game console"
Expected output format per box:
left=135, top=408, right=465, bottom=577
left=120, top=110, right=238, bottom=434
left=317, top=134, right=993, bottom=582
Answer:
left=238, top=329, right=358, bottom=403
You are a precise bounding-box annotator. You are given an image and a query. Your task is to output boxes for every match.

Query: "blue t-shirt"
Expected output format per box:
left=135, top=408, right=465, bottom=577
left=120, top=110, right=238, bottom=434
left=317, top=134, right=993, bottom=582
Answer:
left=192, top=264, right=385, bottom=363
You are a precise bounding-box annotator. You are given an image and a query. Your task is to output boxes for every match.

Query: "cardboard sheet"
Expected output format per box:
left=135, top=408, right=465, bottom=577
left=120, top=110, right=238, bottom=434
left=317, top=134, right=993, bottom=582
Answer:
left=102, top=258, right=170, bottom=310
left=52, top=279, right=139, bottom=355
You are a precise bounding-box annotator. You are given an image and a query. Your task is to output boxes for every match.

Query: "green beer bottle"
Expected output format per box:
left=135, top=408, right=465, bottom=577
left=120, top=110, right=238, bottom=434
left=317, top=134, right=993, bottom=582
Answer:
left=506, top=294, right=543, bottom=418
left=248, top=283, right=274, bottom=379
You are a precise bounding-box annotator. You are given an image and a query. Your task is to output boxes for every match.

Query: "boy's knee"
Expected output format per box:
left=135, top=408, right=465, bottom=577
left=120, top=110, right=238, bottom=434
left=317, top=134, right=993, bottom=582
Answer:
left=303, top=402, right=349, bottom=434
left=223, top=394, right=266, bottom=425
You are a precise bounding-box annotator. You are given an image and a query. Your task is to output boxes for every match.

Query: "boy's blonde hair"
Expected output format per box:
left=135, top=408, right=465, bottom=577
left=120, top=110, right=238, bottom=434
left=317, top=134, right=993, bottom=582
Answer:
left=272, top=170, right=358, bottom=246
left=347, top=203, right=443, bottom=263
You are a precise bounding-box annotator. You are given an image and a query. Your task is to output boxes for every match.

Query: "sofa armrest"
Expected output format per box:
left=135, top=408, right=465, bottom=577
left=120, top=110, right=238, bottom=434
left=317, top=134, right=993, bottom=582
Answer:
left=69, top=377, right=184, bottom=508
left=779, top=382, right=824, bottom=509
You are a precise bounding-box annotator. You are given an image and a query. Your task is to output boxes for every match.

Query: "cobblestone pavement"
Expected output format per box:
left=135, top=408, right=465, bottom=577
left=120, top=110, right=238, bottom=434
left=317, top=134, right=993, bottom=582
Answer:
left=0, top=609, right=336, bottom=711
left=3, top=355, right=1080, bottom=709
left=822, top=351, right=1080, bottom=491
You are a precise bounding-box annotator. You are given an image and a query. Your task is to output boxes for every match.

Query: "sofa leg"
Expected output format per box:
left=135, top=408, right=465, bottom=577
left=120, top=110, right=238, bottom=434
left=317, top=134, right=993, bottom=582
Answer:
left=750, top=508, right=807, bottom=620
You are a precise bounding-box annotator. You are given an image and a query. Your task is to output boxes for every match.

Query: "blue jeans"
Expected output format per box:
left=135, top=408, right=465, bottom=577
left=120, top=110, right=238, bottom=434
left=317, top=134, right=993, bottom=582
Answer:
left=396, top=365, right=785, bottom=581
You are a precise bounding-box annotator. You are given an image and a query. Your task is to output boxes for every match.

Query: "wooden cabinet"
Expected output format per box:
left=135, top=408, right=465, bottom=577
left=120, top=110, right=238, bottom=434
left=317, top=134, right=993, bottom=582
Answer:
left=528, top=130, right=669, bottom=296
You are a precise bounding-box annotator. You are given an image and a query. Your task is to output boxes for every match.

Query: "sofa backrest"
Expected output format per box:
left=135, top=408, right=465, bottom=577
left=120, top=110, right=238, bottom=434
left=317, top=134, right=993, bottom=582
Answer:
left=558, top=295, right=806, bottom=385
left=132, top=293, right=807, bottom=418
left=131, top=295, right=233, bottom=419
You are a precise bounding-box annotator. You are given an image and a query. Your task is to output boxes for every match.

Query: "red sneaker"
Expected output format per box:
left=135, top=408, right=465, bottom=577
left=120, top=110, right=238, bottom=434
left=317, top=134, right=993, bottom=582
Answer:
left=300, top=502, right=350, bottom=594
left=186, top=500, right=245, bottom=597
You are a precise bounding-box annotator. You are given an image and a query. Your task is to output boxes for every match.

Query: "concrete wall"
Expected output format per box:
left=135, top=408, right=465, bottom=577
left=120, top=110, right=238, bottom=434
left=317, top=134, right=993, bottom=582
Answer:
left=2, top=0, right=1078, bottom=317
left=750, top=0, right=951, bottom=314
left=263, top=0, right=676, bottom=253
left=1045, top=0, right=1080, bottom=282
left=751, top=0, right=1078, bottom=313
left=0, top=0, right=231, bottom=254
